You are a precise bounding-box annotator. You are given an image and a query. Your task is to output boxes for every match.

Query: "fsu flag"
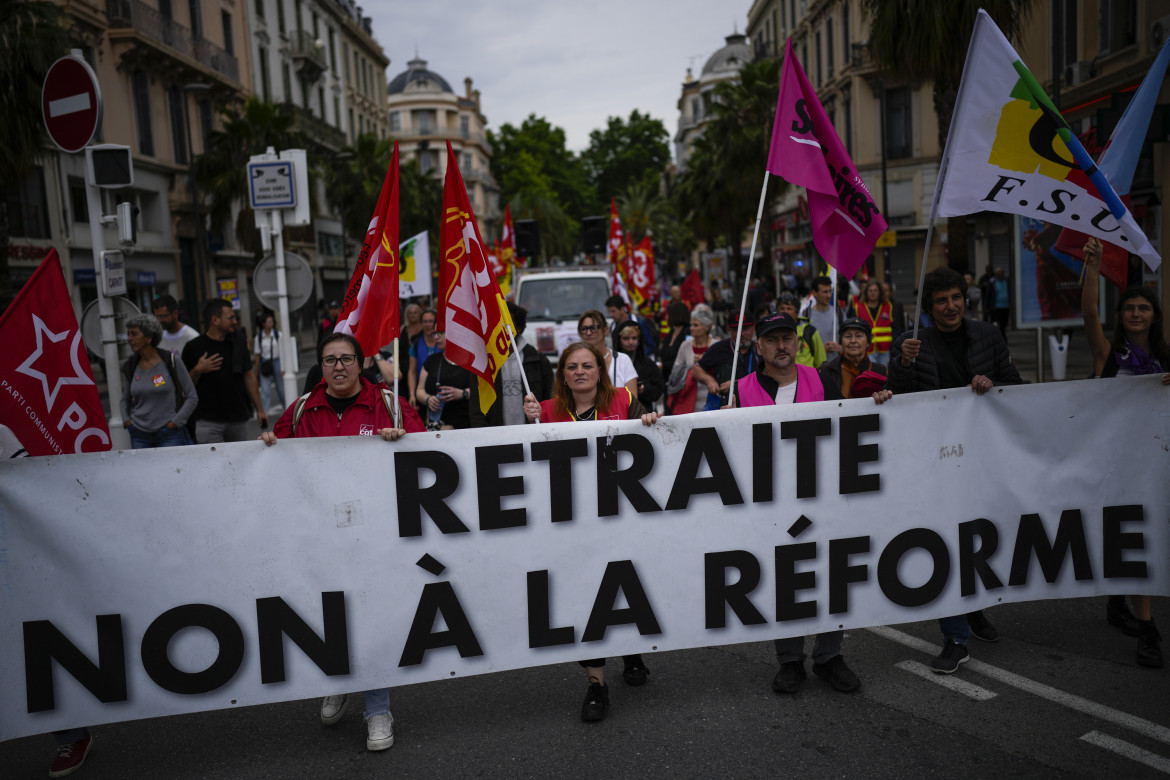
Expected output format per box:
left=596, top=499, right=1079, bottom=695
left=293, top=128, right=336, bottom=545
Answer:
left=335, top=142, right=401, bottom=354
left=0, top=249, right=111, bottom=455
left=768, top=39, right=886, bottom=278
left=629, top=237, right=656, bottom=308
left=438, top=141, right=515, bottom=415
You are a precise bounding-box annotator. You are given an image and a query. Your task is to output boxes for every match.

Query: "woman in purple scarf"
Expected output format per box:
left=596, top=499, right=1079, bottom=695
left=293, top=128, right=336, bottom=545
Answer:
left=1082, top=236, right=1169, bottom=670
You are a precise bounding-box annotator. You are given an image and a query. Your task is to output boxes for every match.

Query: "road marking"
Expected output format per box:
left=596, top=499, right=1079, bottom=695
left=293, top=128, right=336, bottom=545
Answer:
left=49, top=93, right=91, bottom=118
left=895, top=660, right=998, bottom=700
left=868, top=626, right=1170, bottom=746
left=1080, top=731, right=1170, bottom=774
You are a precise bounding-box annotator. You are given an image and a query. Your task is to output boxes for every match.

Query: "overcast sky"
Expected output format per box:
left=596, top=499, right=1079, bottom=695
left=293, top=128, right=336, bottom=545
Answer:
left=364, top=0, right=750, bottom=154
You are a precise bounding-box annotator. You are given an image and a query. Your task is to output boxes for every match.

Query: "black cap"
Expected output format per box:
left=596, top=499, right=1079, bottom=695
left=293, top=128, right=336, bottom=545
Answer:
left=730, top=309, right=755, bottom=328
left=754, top=312, right=798, bottom=338
left=840, top=317, right=871, bottom=339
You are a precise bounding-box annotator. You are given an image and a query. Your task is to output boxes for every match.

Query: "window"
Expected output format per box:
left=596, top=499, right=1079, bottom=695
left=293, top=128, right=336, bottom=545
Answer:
left=419, top=150, right=434, bottom=173
left=885, top=86, right=912, bottom=159
left=160, top=0, right=173, bottom=22
left=343, top=42, right=350, bottom=82
left=188, top=0, right=202, bottom=38
left=255, top=0, right=263, bottom=20
left=1098, top=0, right=1136, bottom=55
left=389, top=110, right=401, bottom=131
left=295, top=0, right=302, bottom=33
left=258, top=46, right=271, bottom=100
left=221, top=11, right=233, bottom=55
left=168, top=86, right=188, bottom=164
left=328, top=28, right=336, bottom=71
left=349, top=108, right=354, bottom=142
left=1052, top=0, right=1077, bottom=73
left=311, top=12, right=318, bottom=38
left=333, top=96, right=340, bottom=128
left=282, top=62, right=291, bottom=101
left=318, top=87, right=325, bottom=119
left=415, top=109, right=435, bottom=134
left=353, top=51, right=360, bottom=89
left=815, top=31, right=822, bottom=85
left=841, top=8, right=850, bottom=55
left=826, top=18, right=834, bottom=78
left=318, top=231, right=343, bottom=257
left=5, top=167, right=51, bottom=239
left=844, top=97, right=853, bottom=157
left=132, top=70, right=154, bottom=155
left=276, top=0, right=285, bottom=33
left=199, top=99, right=212, bottom=149
left=69, top=177, right=88, bottom=224
left=461, top=115, right=470, bottom=138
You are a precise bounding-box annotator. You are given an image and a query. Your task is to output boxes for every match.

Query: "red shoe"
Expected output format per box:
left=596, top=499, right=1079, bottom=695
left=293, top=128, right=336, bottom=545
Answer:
left=49, top=734, right=92, bottom=778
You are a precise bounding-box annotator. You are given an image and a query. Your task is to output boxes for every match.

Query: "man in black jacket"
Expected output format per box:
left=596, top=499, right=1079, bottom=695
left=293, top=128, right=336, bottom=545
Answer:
left=885, top=267, right=1022, bottom=674
left=470, top=302, right=554, bottom=426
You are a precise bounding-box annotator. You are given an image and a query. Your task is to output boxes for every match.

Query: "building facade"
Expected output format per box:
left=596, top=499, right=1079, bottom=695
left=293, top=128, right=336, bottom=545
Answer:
left=674, top=32, right=752, bottom=173
left=385, top=57, right=501, bottom=239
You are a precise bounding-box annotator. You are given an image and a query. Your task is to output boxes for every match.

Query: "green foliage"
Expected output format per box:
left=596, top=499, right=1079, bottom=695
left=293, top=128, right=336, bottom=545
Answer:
left=489, top=114, right=593, bottom=220
left=581, top=110, right=671, bottom=213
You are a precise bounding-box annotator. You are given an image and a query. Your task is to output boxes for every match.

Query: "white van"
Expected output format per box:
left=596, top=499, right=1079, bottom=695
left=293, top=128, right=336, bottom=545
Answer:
left=512, top=267, right=612, bottom=358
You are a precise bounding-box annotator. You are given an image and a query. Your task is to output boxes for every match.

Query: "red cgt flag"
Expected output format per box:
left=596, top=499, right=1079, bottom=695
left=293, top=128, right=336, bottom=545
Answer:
left=438, top=141, right=515, bottom=415
left=335, top=142, right=400, bottom=355
left=607, top=199, right=628, bottom=301
left=0, top=249, right=111, bottom=455
left=629, top=236, right=656, bottom=309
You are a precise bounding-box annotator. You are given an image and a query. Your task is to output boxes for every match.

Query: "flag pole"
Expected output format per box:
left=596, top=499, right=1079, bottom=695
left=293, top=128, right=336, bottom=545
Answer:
left=392, top=342, right=402, bottom=429
left=829, top=265, right=839, bottom=343
left=727, top=171, right=770, bottom=410
left=910, top=219, right=937, bottom=341
left=504, top=322, right=537, bottom=423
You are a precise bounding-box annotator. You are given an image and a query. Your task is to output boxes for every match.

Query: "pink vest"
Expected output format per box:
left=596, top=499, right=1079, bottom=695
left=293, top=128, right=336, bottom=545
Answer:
left=736, top=364, right=824, bottom=407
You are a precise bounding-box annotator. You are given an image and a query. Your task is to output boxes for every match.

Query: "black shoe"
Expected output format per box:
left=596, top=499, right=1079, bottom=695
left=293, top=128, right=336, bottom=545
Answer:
left=931, top=640, right=970, bottom=674
left=622, top=660, right=650, bottom=687
left=812, top=655, right=860, bottom=692
left=771, top=660, right=807, bottom=693
left=1137, top=619, right=1163, bottom=669
left=581, top=682, right=609, bottom=722
left=967, top=610, right=1000, bottom=642
left=1108, top=596, right=1142, bottom=637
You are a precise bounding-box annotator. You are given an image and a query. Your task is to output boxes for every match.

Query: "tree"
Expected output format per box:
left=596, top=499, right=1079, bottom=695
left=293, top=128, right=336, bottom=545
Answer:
left=194, top=98, right=305, bottom=256
left=488, top=114, right=593, bottom=226
left=675, top=58, right=784, bottom=279
left=582, top=110, right=671, bottom=212
left=864, top=0, right=1035, bottom=271
left=0, top=1, right=75, bottom=310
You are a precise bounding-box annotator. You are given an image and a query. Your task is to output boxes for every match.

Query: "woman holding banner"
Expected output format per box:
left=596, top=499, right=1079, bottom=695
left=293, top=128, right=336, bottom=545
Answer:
left=522, top=342, right=659, bottom=722
left=261, top=332, right=424, bottom=751
left=1082, top=237, right=1168, bottom=669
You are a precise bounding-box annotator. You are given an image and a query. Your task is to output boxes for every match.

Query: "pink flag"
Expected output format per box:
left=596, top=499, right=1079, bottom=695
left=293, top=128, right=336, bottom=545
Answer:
left=767, top=39, right=886, bottom=278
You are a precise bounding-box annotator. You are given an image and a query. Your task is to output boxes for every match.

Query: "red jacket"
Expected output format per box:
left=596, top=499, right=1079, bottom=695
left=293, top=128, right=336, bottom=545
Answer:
left=273, top=378, right=424, bottom=439
left=539, top=388, right=633, bottom=423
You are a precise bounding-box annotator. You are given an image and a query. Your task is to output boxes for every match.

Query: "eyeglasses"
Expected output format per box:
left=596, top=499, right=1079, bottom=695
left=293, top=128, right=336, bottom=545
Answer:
left=322, top=354, right=357, bottom=367
left=578, top=324, right=600, bottom=334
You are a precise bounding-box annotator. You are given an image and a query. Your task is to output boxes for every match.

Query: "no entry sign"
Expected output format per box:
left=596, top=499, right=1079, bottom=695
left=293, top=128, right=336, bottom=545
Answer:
left=42, top=55, right=103, bottom=153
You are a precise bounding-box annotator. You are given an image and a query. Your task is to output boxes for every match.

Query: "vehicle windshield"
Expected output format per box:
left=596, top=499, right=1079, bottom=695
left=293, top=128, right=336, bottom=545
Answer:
left=517, top=278, right=611, bottom=322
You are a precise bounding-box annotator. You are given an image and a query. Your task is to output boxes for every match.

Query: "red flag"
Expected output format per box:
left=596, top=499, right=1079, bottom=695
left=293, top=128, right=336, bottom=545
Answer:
left=438, top=141, right=515, bottom=414
left=0, top=249, right=111, bottom=455
left=629, top=237, right=656, bottom=308
left=607, top=199, right=628, bottom=298
left=335, top=142, right=400, bottom=354
left=500, top=205, right=515, bottom=266
left=680, top=269, right=705, bottom=307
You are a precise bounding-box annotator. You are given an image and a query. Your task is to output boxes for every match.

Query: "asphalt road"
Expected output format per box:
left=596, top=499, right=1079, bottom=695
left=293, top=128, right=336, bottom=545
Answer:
left=3, top=596, right=1167, bottom=779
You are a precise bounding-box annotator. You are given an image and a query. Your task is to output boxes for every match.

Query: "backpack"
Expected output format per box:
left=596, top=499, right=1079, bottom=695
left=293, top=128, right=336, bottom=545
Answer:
left=290, top=386, right=402, bottom=436
left=123, top=351, right=186, bottom=412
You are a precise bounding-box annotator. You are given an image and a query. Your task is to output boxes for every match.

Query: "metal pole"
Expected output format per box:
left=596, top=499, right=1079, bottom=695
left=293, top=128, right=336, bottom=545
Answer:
left=271, top=208, right=299, bottom=404
left=727, top=172, right=770, bottom=410
left=84, top=178, right=128, bottom=447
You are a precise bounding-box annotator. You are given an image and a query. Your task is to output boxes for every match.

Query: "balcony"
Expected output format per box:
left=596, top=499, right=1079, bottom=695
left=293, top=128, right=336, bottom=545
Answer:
left=106, top=0, right=239, bottom=83
left=286, top=103, right=346, bottom=152
left=289, top=29, right=327, bottom=83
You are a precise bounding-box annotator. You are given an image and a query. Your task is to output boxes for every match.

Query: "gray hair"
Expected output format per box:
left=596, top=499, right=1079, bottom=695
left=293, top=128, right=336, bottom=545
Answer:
left=126, top=313, right=163, bottom=347
left=690, top=305, right=714, bottom=329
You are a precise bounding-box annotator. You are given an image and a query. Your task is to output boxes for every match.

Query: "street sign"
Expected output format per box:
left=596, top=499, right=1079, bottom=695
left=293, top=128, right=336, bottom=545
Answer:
left=42, top=54, right=102, bottom=154
left=252, top=251, right=314, bottom=311
left=99, top=250, right=126, bottom=296
left=80, top=296, right=139, bottom=362
left=247, top=161, right=296, bottom=209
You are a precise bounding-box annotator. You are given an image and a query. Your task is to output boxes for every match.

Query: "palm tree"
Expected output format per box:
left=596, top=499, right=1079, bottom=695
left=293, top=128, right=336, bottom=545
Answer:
left=864, top=0, right=1035, bottom=271
left=0, top=1, right=74, bottom=310
left=193, top=98, right=305, bottom=256
left=616, top=181, right=667, bottom=244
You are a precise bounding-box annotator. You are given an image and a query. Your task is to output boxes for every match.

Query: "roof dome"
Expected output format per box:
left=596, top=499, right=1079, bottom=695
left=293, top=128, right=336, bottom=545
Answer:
left=701, top=33, right=749, bottom=76
left=387, top=57, right=453, bottom=95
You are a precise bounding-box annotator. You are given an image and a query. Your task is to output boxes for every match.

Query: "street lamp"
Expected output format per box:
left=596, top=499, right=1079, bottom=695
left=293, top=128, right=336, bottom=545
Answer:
left=182, top=82, right=211, bottom=306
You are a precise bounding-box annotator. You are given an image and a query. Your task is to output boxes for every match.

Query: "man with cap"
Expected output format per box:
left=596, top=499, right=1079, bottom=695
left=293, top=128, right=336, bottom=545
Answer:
left=819, top=317, right=887, bottom=399
left=692, top=309, right=762, bottom=409
left=730, top=312, right=890, bottom=693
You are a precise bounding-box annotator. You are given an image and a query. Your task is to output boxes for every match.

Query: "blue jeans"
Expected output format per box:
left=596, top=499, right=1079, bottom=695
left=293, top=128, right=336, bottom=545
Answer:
left=364, top=688, right=390, bottom=718
left=129, top=424, right=191, bottom=449
left=259, top=359, right=285, bottom=409
left=939, top=614, right=970, bottom=644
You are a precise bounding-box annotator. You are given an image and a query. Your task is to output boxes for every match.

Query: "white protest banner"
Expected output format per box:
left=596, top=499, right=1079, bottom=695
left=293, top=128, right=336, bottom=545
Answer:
left=1, top=377, right=1167, bottom=741
left=398, top=230, right=432, bottom=299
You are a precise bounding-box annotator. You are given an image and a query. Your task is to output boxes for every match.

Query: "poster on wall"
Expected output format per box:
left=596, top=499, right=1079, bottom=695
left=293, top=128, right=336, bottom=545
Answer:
left=1013, top=215, right=1100, bottom=329
left=216, top=278, right=240, bottom=309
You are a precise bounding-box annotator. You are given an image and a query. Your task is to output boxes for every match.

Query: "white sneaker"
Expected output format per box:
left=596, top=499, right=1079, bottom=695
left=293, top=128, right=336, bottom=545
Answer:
left=366, top=712, right=395, bottom=751
left=320, top=694, right=349, bottom=725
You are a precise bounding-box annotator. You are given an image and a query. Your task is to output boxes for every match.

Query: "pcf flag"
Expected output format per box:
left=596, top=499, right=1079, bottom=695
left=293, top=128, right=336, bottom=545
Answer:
left=335, top=143, right=401, bottom=354
left=1053, top=37, right=1170, bottom=287
left=934, top=10, right=1159, bottom=271
left=0, top=249, right=110, bottom=456
left=438, top=141, right=515, bottom=415
left=768, top=39, right=886, bottom=278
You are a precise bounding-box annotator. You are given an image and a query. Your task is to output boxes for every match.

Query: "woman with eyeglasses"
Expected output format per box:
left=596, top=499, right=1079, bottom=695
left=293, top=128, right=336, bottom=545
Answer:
left=577, top=309, right=638, bottom=396
left=522, top=341, right=659, bottom=722
left=261, top=333, right=423, bottom=752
